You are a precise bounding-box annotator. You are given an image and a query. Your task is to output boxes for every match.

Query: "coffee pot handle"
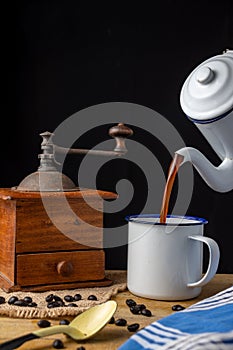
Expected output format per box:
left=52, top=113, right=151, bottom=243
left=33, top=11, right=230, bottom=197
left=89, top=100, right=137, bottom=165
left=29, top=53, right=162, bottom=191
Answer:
left=187, top=235, right=220, bottom=288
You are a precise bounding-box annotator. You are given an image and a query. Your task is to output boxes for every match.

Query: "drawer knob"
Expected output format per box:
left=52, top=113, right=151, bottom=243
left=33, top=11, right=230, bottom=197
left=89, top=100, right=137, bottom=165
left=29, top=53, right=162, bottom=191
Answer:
left=57, top=260, right=73, bottom=276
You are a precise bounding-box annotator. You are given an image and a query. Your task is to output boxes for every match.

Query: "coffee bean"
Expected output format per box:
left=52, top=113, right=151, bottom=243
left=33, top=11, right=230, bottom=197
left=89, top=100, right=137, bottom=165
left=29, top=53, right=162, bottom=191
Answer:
left=64, top=295, right=74, bottom=302
left=53, top=301, right=62, bottom=308
left=108, top=316, right=115, bottom=324
left=47, top=302, right=55, bottom=308
left=141, top=308, right=152, bottom=317
left=14, top=300, right=28, bottom=307
left=59, top=319, right=70, bottom=325
left=172, top=304, right=185, bottom=311
left=67, top=303, right=78, bottom=307
left=37, top=319, right=51, bottom=328
left=8, top=296, right=18, bottom=305
left=87, top=295, right=97, bottom=300
left=74, top=293, right=82, bottom=301
left=53, top=295, right=63, bottom=302
left=45, top=294, right=54, bottom=303
left=0, top=296, right=5, bottom=304
left=127, top=323, right=140, bottom=332
left=27, top=302, right=37, bottom=307
left=126, top=299, right=136, bottom=307
left=77, top=346, right=86, bottom=350
left=115, top=318, right=127, bottom=326
left=52, top=339, right=64, bottom=349
left=130, top=305, right=142, bottom=314
left=23, top=296, right=33, bottom=304
left=137, top=304, right=146, bottom=311
left=47, top=301, right=61, bottom=308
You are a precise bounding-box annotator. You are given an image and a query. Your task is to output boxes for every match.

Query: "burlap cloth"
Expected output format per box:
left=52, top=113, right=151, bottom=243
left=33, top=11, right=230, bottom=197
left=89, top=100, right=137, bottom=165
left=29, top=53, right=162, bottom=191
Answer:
left=0, top=271, right=127, bottom=319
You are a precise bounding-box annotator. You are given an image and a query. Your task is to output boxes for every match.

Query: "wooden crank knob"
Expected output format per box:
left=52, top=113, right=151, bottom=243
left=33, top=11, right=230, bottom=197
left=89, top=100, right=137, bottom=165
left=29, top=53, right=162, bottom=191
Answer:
left=109, top=123, right=133, bottom=138
left=57, top=260, right=73, bottom=276
left=109, top=123, right=133, bottom=153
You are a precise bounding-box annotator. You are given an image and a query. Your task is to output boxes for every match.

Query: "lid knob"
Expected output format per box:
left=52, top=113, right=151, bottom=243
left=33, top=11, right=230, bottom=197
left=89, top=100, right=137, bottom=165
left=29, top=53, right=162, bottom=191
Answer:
left=180, top=50, right=233, bottom=120
left=195, top=66, right=214, bottom=84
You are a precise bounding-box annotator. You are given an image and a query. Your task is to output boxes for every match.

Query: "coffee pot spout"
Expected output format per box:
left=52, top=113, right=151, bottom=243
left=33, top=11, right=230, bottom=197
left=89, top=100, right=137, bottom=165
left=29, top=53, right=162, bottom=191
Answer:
left=176, top=147, right=233, bottom=193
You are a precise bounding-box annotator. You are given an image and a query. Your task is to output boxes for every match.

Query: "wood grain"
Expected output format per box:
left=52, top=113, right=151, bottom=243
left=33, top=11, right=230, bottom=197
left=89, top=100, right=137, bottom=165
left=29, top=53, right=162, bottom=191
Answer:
left=16, top=250, right=105, bottom=286
left=0, top=199, right=16, bottom=283
left=16, top=198, right=104, bottom=253
left=0, top=188, right=117, bottom=292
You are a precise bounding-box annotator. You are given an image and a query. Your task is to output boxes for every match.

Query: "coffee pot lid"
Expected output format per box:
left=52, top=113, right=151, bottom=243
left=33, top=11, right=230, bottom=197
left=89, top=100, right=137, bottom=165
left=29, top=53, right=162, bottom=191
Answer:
left=180, top=49, right=233, bottom=121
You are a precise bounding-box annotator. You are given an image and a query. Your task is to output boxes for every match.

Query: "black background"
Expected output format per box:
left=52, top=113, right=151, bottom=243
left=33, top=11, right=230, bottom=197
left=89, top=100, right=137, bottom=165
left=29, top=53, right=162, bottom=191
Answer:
left=2, top=1, right=233, bottom=272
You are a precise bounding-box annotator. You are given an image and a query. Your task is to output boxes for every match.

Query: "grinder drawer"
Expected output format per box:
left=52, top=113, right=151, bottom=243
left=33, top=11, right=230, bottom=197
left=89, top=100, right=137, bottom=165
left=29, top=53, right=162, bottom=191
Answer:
left=16, top=199, right=103, bottom=253
left=16, top=250, right=105, bottom=286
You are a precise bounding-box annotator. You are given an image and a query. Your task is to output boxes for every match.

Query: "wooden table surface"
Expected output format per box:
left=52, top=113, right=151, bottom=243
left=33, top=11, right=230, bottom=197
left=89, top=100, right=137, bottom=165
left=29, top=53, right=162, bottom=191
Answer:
left=0, top=272, right=232, bottom=350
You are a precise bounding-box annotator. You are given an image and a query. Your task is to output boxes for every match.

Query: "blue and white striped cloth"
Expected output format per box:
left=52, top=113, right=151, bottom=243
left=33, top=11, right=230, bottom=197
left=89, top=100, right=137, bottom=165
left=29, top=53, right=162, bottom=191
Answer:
left=118, top=285, right=233, bottom=349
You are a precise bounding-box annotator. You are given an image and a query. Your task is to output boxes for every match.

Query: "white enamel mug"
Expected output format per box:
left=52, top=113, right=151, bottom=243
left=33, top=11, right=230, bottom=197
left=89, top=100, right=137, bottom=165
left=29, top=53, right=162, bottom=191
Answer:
left=126, top=215, right=220, bottom=300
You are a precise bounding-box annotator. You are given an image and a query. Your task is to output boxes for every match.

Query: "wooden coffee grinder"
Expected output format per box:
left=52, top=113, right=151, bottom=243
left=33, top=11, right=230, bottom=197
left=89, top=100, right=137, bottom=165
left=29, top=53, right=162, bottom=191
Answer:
left=0, top=123, right=133, bottom=292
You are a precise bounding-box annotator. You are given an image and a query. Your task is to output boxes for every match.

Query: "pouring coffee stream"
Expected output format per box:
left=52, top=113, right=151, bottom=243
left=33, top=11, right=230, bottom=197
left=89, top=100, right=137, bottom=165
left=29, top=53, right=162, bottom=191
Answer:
left=159, top=153, right=184, bottom=223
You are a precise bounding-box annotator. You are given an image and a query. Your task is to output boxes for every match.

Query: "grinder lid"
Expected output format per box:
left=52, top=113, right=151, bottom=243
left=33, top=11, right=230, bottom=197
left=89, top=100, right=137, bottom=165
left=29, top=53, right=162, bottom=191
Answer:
left=180, top=49, right=233, bottom=122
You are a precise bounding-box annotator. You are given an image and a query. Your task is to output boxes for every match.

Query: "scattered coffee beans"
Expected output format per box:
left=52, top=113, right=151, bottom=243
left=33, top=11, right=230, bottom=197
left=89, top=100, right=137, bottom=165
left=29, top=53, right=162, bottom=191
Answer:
left=44, top=292, right=97, bottom=308
left=8, top=296, right=18, bottom=305
left=58, top=301, right=65, bottom=307
left=126, top=299, right=136, bottom=307
left=53, top=295, right=63, bottom=303
left=13, top=299, right=28, bottom=307
left=37, top=319, right=51, bottom=328
left=7, top=295, right=38, bottom=307
left=115, top=318, right=127, bottom=326
left=45, top=294, right=54, bottom=303
left=52, top=339, right=64, bottom=349
left=0, top=296, right=5, bottom=304
left=59, top=319, right=70, bottom=325
left=47, top=301, right=62, bottom=308
left=137, top=304, right=146, bottom=311
left=45, top=294, right=65, bottom=308
left=74, top=293, right=82, bottom=301
left=64, top=295, right=74, bottom=302
left=23, top=296, right=32, bottom=304
left=127, top=323, right=140, bottom=332
left=27, top=302, right=37, bottom=307
left=126, top=298, right=152, bottom=317
left=172, top=304, right=185, bottom=311
left=130, top=305, right=142, bottom=315
left=141, top=308, right=152, bottom=317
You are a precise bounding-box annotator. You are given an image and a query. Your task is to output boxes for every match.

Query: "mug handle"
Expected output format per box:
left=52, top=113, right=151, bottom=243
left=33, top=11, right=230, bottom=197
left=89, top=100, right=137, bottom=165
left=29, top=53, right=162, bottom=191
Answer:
left=187, top=235, right=220, bottom=288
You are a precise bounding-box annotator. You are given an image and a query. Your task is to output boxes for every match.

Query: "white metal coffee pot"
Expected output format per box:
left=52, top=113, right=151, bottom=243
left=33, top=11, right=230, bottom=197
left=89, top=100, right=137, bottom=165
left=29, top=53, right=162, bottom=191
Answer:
left=176, top=49, right=233, bottom=192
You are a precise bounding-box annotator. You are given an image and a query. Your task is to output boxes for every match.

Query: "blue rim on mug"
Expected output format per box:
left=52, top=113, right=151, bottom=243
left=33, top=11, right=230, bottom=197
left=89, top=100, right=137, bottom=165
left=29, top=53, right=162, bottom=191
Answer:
left=125, top=214, right=208, bottom=226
